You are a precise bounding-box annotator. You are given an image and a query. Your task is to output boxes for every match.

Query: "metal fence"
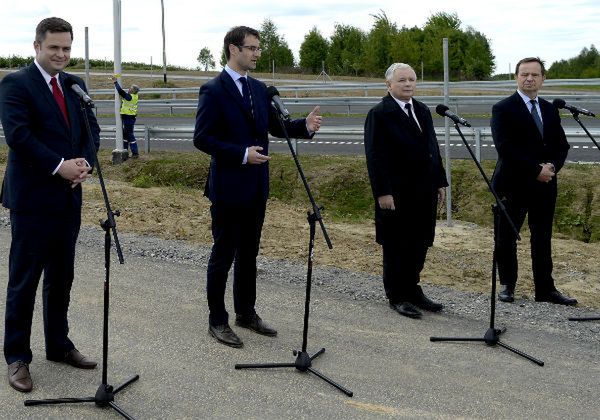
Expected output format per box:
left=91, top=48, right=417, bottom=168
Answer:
left=89, top=77, right=600, bottom=97
left=90, top=94, right=600, bottom=116
left=85, top=125, right=599, bottom=162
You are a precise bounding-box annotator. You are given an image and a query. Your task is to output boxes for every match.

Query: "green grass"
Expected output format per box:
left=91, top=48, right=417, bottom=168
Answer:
left=2, top=145, right=599, bottom=242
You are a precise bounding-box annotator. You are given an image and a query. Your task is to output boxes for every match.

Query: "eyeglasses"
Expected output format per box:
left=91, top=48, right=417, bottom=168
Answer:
left=237, top=45, right=262, bottom=53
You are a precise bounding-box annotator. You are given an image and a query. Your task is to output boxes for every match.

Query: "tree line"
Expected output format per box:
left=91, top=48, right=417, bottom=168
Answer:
left=209, top=12, right=495, bottom=80
left=0, top=56, right=188, bottom=72
left=200, top=11, right=599, bottom=81
left=547, top=45, right=600, bottom=79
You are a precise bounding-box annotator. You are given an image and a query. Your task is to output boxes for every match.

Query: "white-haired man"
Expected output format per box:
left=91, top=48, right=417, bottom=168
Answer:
left=364, top=63, right=447, bottom=319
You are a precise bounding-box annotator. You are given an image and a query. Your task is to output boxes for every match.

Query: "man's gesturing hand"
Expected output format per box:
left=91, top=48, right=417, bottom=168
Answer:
left=306, top=106, right=322, bottom=132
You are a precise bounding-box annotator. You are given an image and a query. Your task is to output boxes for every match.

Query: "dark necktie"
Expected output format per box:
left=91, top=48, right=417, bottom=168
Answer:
left=405, top=103, right=421, bottom=132
left=530, top=99, right=543, bottom=136
left=50, top=77, right=70, bottom=127
left=238, top=77, right=253, bottom=115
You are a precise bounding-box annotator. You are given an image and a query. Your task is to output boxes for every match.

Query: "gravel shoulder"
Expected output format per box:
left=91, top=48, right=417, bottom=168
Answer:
left=0, top=214, right=598, bottom=419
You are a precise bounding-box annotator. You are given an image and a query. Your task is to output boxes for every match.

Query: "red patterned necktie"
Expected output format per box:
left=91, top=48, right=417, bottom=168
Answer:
left=50, top=77, right=70, bottom=127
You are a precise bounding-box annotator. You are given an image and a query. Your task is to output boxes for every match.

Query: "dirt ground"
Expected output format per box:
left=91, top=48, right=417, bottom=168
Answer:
left=81, top=178, right=600, bottom=309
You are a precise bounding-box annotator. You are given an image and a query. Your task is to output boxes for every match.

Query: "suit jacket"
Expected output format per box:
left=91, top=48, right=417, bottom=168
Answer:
left=491, top=91, right=569, bottom=197
left=194, top=70, right=312, bottom=205
left=0, top=64, right=100, bottom=212
left=364, top=94, right=448, bottom=246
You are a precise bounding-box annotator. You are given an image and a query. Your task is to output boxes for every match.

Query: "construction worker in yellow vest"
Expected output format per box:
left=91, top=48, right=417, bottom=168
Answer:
left=112, top=76, right=140, bottom=158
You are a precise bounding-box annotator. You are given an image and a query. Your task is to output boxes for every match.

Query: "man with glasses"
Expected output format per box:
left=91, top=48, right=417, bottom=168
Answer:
left=194, top=26, right=322, bottom=348
left=491, top=57, right=576, bottom=305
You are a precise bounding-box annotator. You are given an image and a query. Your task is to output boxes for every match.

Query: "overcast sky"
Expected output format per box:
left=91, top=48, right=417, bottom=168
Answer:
left=1, top=0, right=598, bottom=76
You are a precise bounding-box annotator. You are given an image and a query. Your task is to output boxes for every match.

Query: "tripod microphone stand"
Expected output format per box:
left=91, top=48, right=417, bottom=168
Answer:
left=430, top=118, right=544, bottom=366
left=234, top=111, right=353, bottom=397
left=25, top=92, right=139, bottom=418
left=566, top=109, right=600, bottom=322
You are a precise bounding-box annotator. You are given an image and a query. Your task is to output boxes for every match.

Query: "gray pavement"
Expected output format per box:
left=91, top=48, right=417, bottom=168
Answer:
left=0, top=218, right=598, bottom=419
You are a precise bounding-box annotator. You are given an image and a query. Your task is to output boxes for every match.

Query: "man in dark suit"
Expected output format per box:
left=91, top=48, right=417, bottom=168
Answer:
left=194, top=26, right=322, bottom=348
left=0, top=17, right=100, bottom=393
left=364, top=63, right=448, bottom=319
left=491, top=57, right=575, bottom=306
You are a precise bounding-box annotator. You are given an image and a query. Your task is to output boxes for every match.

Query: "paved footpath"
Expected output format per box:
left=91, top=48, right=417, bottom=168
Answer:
left=0, top=223, right=598, bottom=420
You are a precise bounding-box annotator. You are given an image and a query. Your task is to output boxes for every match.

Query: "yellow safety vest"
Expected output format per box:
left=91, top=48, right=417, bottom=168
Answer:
left=120, top=93, right=138, bottom=116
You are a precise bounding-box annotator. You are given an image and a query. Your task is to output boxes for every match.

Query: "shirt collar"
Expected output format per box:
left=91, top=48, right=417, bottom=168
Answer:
left=389, top=94, right=414, bottom=111
left=225, top=64, right=247, bottom=83
left=34, top=59, right=58, bottom=87
left=516, top=89, right=538, bottom=105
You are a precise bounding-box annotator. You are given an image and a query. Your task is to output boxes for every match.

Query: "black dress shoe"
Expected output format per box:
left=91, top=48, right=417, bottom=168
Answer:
left=411, top=288, right=443, bottom=312
left=498, top=285, right=514, bottom=303
left=209, top=324, right=244, bottom=348
left=7, top=361, right=32, bottom=393
left=535, top=290, right=577, bottom=306
left=47, top=349, right=97, bottom=369
left=389, top=302, right=422, bottom=319
left=235, top=314, right=277, bottom=337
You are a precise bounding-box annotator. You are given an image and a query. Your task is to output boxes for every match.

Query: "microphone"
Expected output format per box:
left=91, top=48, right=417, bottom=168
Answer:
left=266, top=86, right=290, bottom=120
left=64, top=77, right=94, bottom=107
left=435, top=104, right=471, bottom=127
left=552, top=98, right=595, bottom=117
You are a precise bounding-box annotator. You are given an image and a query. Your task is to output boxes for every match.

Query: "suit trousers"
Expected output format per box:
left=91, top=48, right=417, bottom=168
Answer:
left=496, top=181, right=557, bottom=294
left=4, top=206, right=80, bottom=364
left=206, top=199, right=266, bottom=326
left=382, top=241, right=429, bottom=303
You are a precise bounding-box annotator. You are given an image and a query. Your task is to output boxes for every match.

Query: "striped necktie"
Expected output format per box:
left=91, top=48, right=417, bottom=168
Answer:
left=239, top=77, right=253, bottom=115
left=530, top=99, right=543, bottom=136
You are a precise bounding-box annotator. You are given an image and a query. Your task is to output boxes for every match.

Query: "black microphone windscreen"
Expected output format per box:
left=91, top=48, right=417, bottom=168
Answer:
left=266, top=86, right=280, bottom=98
left=552, top=98, right=566, bottom=109
left=435, top=104, right=449, bottom=116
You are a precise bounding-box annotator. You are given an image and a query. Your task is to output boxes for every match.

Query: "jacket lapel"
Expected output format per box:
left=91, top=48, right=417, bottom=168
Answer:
left=512, top=91, right=543, bottom=142
left=29, top=64, right=69, bottom=132
left=59, top=73, right=80, bottom=137
left=383, top=94, right=422, bottom=138
left=220, top=71, right=254, bottom=123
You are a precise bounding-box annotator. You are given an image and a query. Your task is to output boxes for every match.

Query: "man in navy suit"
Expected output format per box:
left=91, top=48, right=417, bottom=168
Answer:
left=364, top=63, right=447, bottom=320
left=491, top=57, right=576, bottom=305
left=194, top=26, right=322, bottom=348
left=0, top=17, right=100, bottom=393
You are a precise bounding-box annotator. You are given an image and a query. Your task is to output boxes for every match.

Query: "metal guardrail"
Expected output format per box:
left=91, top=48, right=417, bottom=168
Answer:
left=89, top=78, right=600, bottom=97
left=90, top=95, right=600, bottom=116
left=85, top=125, right=599, bottom=160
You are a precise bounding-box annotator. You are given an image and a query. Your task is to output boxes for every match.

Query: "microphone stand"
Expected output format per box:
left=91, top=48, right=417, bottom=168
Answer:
left=234, top=113, right=353, bottom=397
left=566, top=110, right=600, bottom=322
left=430, top=122, right=545, bottom=366
left=24, top=98, right=140, bottom=418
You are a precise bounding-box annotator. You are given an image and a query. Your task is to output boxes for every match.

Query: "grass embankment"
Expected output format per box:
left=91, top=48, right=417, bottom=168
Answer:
left=0, top=146, right=598, bottom=242
left=90, top=149, right=600, bottom=243
left=1, top=147, right=599, bottom=307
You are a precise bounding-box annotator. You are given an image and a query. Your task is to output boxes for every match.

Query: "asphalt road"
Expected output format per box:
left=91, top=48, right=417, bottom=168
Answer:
left=94, top=113, right=600, bottom=162
left=0, top=219, right=598, bottom=419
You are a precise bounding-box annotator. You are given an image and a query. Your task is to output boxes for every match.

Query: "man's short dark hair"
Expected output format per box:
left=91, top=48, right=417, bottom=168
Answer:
left=515, top=57, right=546, bottom=76
left=223, top=26, right=260, bottom=60
left=35, top=17, right=73, bottom=44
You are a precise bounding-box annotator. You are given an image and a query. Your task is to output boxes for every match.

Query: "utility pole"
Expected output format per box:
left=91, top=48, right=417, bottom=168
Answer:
left=161, top=0, right=167, bottom=84
left=112, top=0, right=127, bottom=164
left=443, top=38, right=452, bottom=227
left=84, top=27, right=90, bottom=89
